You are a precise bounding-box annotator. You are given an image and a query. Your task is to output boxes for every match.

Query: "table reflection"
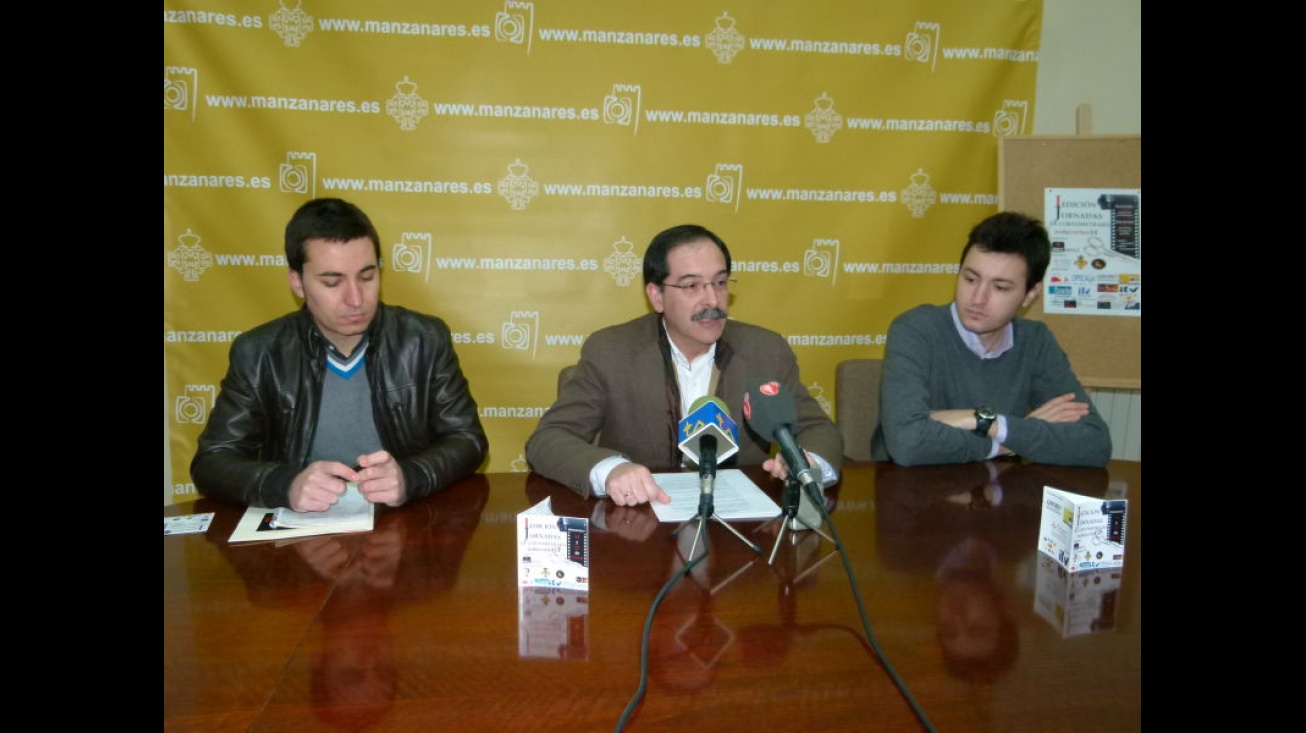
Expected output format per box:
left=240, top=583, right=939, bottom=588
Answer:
left=518, top=587, right=590, bottom=660
left=520, top=471, right=858, bottom=690
left=167, top=464, right=1141, bottom=732
left=876, top=460, right=1110, bottom=683
left=196, top=476, right=489, bottom=727
left=1033, top=553, right=1123, bottom=638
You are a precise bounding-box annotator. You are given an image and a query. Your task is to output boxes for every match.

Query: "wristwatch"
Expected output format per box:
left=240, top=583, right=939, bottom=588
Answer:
left=973, top=406, right=996, bottom=437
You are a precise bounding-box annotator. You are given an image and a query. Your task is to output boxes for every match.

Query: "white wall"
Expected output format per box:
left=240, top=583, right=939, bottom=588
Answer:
left=1035, top=0, right=1141, bottom=136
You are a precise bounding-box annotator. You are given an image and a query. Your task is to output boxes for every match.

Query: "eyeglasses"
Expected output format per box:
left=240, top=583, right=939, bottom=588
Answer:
left=659, top=277, right=736, bottom=295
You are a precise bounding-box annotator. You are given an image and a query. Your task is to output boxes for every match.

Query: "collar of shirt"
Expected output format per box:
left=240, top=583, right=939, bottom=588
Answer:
left=662, top=320, right=716, bottom=416
left=322, top=332, right=369, bottom=374
left=949, top=302, right=1013, bottom=360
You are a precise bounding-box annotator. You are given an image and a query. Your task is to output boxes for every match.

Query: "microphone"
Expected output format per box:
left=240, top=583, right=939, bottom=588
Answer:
left=743, top=381, right=824, bottom=530
left=698, top=434, right=718, bottom=481
left=677, top=396, right=740, bottom=469
left=698, top=433, right=718, bottom=509
left=678, top=396, right=739, bottom=517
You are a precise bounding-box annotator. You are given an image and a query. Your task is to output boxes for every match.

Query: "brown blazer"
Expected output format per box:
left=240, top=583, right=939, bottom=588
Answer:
left=525, top=313, right=842, bottom=497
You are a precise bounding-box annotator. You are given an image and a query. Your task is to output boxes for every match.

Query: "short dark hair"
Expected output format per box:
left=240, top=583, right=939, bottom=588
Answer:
left=960, top=212, right=1051, bottom=292
left=284, top=198, right=382, bottom=273
left=642, top=224, right=732, bottom=287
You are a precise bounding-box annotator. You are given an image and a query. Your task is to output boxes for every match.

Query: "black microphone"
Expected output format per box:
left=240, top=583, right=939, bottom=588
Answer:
left=744, top=381, right=824, bottom=528
left=673, top=397, right=762, bottom=556
left=677, top=396, right=739, bottom=517
left=697, top=433, right=718, bottom=517
left=698, top=433, right=718, bottom=483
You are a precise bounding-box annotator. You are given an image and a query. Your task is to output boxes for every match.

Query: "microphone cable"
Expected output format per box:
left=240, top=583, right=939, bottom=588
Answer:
left=614, top=514, right=709, bottom=733
left=801, top=482, right=939, bottom=733
left=611, top=478, right=939, bottom=732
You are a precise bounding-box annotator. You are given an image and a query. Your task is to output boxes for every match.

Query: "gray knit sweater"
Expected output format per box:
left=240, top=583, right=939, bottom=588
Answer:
left=871, top=303, right=1112, bottom=467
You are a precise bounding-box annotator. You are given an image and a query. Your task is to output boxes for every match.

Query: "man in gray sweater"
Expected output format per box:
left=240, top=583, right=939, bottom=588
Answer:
left=871, top=212, right=1111, bottom=467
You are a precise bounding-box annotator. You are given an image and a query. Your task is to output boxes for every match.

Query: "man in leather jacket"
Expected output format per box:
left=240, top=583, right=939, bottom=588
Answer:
left=191, top=198, right=488, bottom=512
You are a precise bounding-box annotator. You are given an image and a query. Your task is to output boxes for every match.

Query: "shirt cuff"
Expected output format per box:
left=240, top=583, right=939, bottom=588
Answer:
left=985, top=415, right=1010, bottom=459
left=589, top=455, right=629, bottom=496
left=807, top=452, right=840, bottom=487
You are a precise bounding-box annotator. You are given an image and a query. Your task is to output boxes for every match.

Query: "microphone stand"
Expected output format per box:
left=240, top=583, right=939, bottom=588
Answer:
left=672, top=471, right=763, bottom=560
left=769, top=518, right=840, bottom=592
left=760, top=476, right=833, bottom=566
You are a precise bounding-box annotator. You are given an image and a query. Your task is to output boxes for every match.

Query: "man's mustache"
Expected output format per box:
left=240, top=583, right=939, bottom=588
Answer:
left=691, top=307, right=728, bottom=322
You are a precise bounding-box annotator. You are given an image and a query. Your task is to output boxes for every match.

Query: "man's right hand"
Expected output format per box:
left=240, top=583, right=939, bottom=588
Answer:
left=287, top=460, right=359, bottom=512
left=604, top=462, right=671, bottom=506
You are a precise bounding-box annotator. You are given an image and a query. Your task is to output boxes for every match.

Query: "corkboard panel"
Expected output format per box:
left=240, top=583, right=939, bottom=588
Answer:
left=999, top=135, right=1141, bottom=389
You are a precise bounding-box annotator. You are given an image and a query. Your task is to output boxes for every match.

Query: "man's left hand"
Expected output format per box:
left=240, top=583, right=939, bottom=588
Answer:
left=762, top=450, right=816, bottom=482
left=355, top=450, right=407, bottom=507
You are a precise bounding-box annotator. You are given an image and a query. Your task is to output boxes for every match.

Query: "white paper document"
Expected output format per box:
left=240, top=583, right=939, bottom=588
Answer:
left=228, top=484, right=375, bottom=543
left=649, top=469, right=782, bottom=523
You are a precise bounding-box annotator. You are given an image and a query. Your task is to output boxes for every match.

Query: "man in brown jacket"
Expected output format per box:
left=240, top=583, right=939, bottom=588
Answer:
left=525, top=224, right=841, bottom=505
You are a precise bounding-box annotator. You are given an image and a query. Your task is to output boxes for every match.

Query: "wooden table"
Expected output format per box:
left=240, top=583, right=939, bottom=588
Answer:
left=164, top=460, right=1141, bottom=732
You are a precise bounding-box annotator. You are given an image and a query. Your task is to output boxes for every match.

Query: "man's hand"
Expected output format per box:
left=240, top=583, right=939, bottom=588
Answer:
left=605, top=462, right=671, bottom=506
left=354, top=450, right=407, bottom=507
left=762, top=450, right=816, bottom=482
left=288, top=460, right=358, bottom=512
left=1027, top=393, right=1091, bottom=424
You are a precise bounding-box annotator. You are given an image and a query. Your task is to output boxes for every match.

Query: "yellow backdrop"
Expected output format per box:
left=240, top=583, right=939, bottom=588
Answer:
left=164, top=0, right=1042, bottom=504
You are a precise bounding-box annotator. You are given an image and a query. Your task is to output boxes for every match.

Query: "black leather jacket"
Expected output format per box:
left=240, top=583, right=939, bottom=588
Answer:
left=190, top=303, right=488, bottom=508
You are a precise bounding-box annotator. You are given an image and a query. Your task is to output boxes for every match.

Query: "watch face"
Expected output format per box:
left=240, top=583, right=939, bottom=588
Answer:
left=978, top=407, right=996, bottom=420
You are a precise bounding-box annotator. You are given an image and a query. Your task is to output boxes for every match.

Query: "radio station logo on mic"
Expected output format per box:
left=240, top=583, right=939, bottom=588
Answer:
left=743, top=381, right=780, bottom=424
left=744, top=381, right=802, bottom=440
left=678, top=396, right=739, bottom=465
